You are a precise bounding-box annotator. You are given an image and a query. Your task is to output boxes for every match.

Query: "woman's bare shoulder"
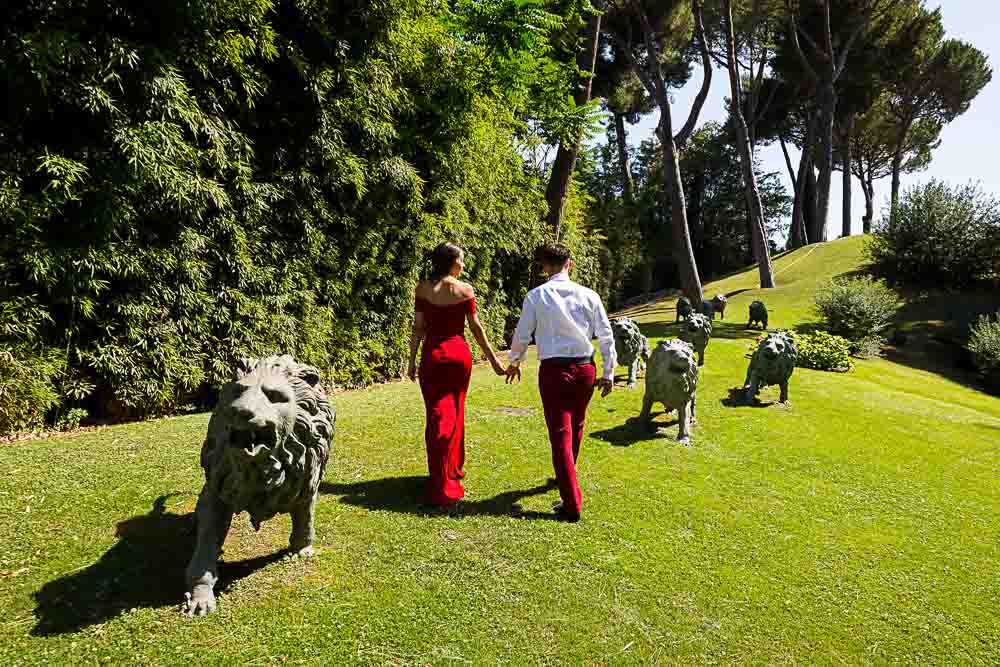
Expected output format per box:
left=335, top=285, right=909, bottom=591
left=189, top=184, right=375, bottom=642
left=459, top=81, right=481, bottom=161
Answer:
left=455, top=281, right=475, bottom=299
left=415, top=280, right=432, bottom=299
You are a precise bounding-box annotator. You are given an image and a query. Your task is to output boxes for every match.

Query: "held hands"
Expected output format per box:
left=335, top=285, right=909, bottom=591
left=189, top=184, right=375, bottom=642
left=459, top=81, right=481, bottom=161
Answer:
left=505, top=364, right=521, bottom=384
left=596, top=378, right=613, bottom=398
left=490, top=354, right=506, bottom=376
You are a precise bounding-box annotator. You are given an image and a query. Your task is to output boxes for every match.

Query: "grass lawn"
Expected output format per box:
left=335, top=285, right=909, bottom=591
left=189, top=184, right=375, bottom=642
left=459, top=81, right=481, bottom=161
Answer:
left=2, top=236, right=999, bottom=664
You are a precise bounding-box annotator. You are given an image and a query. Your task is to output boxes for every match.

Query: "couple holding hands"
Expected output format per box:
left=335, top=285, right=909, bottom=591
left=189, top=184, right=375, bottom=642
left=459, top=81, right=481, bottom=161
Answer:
left=408, top=242, right=617, bottom=522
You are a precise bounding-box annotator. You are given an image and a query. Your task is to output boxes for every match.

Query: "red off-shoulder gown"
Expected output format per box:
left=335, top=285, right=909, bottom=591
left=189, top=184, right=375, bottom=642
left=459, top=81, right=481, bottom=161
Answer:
left=416, top=296, right=475, bottom=505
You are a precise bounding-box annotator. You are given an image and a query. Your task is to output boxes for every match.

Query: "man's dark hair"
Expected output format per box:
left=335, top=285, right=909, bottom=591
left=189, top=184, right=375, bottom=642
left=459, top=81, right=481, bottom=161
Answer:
left=539, top=242, right=571, bottom=267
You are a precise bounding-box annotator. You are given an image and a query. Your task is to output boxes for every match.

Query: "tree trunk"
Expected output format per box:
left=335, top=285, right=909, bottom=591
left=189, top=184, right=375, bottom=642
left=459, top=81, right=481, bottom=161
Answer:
left=841, top=113, right=853, bottom=238
left=544, top=9, right=602, bottom=239
left=614, top=112, right=635, bottom=206
left=862, top=175, right=874, bottom=234
left=779, top=134, right=797, bottom=189
left=805, top=163, right=820, bottom=244
left=814, top=82, right=836, bottom=243
left=656, top=97, right=703, bottom=305
left=723, top=0, right=775, bottom=288
left=789, top=115, right=816, bottom=248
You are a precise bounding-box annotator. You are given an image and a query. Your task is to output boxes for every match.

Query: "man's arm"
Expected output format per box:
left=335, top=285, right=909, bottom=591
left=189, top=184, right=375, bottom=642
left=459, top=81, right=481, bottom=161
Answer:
left=505, top=292, right=535, bottom=384
left=508, top=293, right=536, bottom=365
left=593, top=295, right=617, bottom=384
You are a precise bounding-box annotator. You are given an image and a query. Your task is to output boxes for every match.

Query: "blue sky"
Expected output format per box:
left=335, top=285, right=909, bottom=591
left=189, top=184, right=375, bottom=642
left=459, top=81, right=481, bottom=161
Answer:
left=608, top=1, right=998, bottom=237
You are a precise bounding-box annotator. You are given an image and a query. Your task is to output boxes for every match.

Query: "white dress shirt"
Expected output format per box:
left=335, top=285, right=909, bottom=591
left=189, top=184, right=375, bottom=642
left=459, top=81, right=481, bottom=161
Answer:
left=508, top=272, right=617, bottom=380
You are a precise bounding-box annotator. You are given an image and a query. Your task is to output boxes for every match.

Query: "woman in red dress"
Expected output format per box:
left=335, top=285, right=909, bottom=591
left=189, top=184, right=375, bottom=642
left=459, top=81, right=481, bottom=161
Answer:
left=408, top=243, right=505, bottom=506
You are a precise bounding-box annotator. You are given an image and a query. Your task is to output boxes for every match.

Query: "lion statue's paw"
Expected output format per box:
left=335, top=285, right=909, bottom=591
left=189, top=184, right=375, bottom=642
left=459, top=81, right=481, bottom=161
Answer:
left=182, top=586, right=217, bottom=617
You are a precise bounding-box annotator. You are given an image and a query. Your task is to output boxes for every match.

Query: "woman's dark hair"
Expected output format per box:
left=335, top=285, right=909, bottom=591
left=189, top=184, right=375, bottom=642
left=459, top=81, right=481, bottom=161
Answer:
left=428, top=242, right=463, bottom=283
left=539, top=242, right=571, bottom=267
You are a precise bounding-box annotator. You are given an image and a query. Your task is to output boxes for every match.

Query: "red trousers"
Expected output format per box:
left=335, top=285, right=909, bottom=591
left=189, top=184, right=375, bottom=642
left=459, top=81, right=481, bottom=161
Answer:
left=538, top=360, right=596, bottom=516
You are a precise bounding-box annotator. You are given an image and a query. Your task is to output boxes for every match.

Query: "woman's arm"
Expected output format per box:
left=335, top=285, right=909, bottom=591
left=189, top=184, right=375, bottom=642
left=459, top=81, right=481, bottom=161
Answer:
left=468, top=311, right=505, bottom=376
left=408, top=302, right=426, bottom=381
left=460, top=285, right=505, bottom=375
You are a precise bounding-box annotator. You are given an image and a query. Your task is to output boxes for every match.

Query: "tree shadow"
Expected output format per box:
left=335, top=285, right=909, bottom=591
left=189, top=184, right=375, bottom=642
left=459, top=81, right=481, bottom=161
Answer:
left=722, top=288, right=753, bottom=299
left=720, top=387, right=776, bottom=408
left=711, top=321, right=767, bottom=341
left=319, top=477, right=562, bottom=521
left=590, top=415, right=674, bottom=447
left=879, top=288, right=998, bottom=393
left=32, top=494, right=284, bottom=636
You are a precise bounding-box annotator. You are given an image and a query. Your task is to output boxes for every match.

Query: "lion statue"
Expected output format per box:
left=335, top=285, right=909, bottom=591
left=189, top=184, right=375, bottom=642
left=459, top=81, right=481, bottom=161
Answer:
left=747, top=300, right=768, bottom=329
left=639, top=339, right=698, bottom=444
left=679, top=313, right=712, bottom=366
left=710, top=294, right=728, bottom=319
left=184, top=354, right=336, bottom=616
left=611, top=317, right=650, bottom=388
left=675, top=296, right=693, bottom=322
left=743, top=332, right=797, bottom=404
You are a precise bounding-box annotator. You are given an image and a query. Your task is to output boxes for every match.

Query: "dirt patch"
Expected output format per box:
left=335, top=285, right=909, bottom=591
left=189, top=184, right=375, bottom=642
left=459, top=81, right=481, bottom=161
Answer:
left=496, top=406, right=535, bottom=417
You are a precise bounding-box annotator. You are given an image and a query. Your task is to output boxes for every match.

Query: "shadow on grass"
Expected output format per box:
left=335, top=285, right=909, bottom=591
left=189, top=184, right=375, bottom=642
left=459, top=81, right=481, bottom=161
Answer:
left=720, top=387, right=777, bottom=408
left=32, top=494, right=284, bottom=636
left=320, top=477, right=562, bottom=521
left=880, top=288, right=997, bottom=393
left=591, top=416, right=674, bottom=447
left=636, top=320, right=762, bottom=342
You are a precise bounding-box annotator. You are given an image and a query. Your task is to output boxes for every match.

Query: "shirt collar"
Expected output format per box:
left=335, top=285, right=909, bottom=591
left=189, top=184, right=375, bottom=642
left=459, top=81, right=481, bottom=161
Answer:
left=547, top=272, right=571, bottom=283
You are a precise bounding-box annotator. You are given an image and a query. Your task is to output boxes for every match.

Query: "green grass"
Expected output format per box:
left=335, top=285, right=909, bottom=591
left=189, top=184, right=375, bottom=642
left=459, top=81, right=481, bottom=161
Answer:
left=3, top=236, right=1000, bottom=664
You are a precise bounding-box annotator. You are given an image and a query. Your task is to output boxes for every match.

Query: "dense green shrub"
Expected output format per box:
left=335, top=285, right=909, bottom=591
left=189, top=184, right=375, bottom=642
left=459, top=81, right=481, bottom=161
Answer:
left=868, top=181, right=1000, bottom=287
left=968, top=313, right=1000, bottom=389
left=0, top=0, right=596, bottom=432
left=814, top=276, right=898, bottom=342
left=796, top=331, right=854, bottom=371
left=0, top=345, right=64, bottom=435
left=748, top=331, right=853, bottom=372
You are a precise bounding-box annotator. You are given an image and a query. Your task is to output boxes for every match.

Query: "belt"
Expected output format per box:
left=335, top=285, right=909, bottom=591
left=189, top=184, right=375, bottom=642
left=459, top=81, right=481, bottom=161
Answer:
left=540, top=355, right=594, bottom=366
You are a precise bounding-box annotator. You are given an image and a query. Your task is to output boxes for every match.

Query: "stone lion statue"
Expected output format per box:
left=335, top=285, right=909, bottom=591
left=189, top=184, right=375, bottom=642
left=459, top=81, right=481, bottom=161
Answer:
left=697, top=299, right=714, bottom=319
left=675, top=296, right=693, bottom=322
left=679, top=313, right=712, bottom=366
left=743, top=332, right=797, bottom=404
left=639, top=339, right=698, bottom=444
left=711, top=294, right=728, bottom=319
left=611, top=317, right=650, bottom=388
left=747, top=300, right=768, bottom=329
left=184, top=355, right=336, bottom=616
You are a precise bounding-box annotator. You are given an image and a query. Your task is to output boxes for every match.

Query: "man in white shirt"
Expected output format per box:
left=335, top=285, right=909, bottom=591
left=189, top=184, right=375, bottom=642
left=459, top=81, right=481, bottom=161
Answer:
left=505, top=243, right=617, bottom=522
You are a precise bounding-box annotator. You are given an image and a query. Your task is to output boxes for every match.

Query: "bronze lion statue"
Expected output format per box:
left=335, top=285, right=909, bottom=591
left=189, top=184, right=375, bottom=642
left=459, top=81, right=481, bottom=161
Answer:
left=184, top=355, right=335, bottom=616
left=675, top=296, right=693, bottom=322
left=743, top=332, right=797, bottom=404
left=679, top=312, right=712, bottom=367
left=640, top=339, right=699, bottom=444
left=710, top=294, right=727, bottom=319
left=747, top=300, right=768, bottom=329
left=611, top=317, right=650, bottom=388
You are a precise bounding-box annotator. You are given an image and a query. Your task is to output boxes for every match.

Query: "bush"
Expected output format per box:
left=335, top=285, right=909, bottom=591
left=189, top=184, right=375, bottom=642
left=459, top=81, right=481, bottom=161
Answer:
left=854, top=335, right=884, bottom=359
left=0, top=0, right=587, bottom=427
left=748, top=331, right=853, bottom=372
left=0, top=345, right=64, bottom=435
left=814, top=276, right=898, bottom=342
left=968, top=313, right=1000, bottom=389
left=797, top=331, right=854, bottom=371
left=868, top=181, right=1000, bottom=287
left=55, top=408, right=89, bottom=432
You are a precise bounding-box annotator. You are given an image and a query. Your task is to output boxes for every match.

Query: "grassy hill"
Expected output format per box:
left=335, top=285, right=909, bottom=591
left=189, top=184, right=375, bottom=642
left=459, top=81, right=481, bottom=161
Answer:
left=2, top=236, right=999, bottom=664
